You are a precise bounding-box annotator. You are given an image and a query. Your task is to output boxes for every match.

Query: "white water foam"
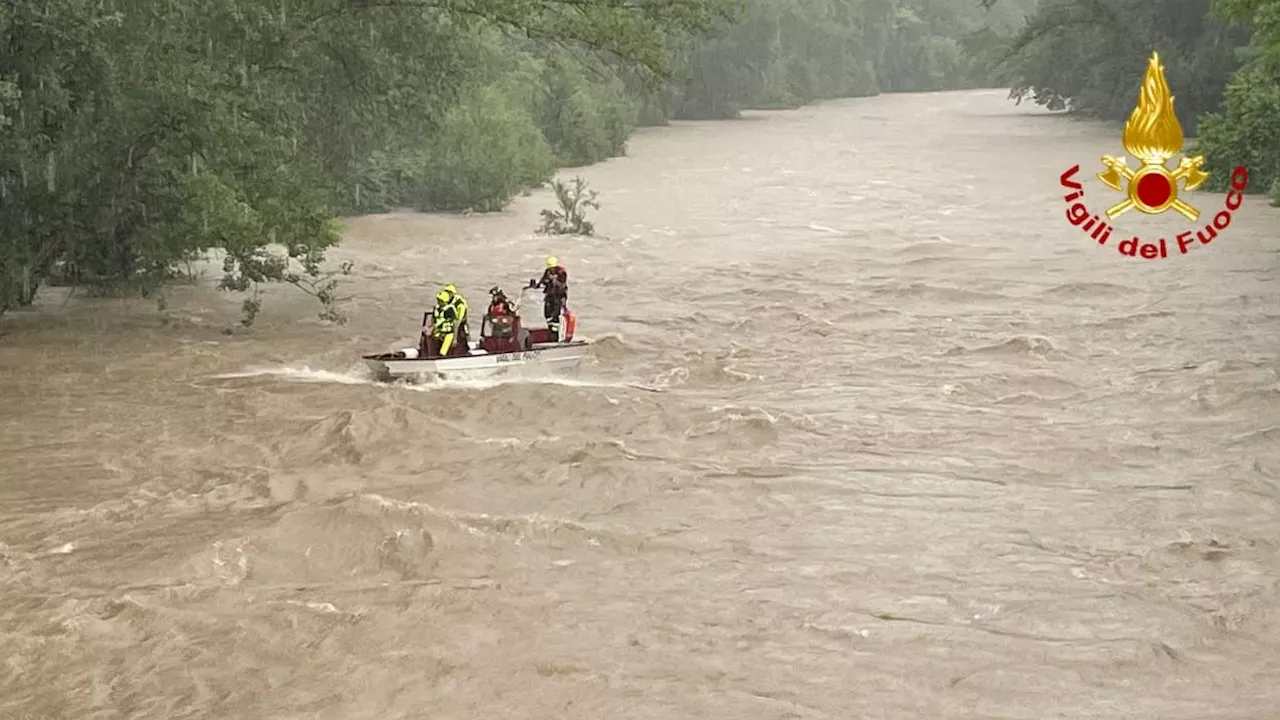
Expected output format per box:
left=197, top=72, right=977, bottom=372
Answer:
left=208, top=364, right=663, bottom=394
left=210, top=365, right=370, bottom=385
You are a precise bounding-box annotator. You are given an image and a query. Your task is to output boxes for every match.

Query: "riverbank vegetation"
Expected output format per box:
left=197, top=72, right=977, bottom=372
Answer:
left=0, top=0, right=1039, bottom=319
left=986, top=0, right=1280, bottom=203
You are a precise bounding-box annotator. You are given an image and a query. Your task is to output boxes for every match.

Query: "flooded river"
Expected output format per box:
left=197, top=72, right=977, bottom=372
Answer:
left=2, top=89, right=1278, bottom=718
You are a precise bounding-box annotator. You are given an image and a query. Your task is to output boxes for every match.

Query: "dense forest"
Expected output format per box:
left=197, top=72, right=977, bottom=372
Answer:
left=1, top=0, right=1274, bottom=320
left=989, top=0, right=1280, bottom=200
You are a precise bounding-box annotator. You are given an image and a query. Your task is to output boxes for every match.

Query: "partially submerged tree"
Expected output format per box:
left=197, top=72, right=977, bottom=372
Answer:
left=538, top=177, right=600, bottom=235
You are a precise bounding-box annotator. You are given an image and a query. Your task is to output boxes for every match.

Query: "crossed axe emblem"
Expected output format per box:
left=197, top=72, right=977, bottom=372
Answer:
left=1097, top=154, right=1210, bottom=221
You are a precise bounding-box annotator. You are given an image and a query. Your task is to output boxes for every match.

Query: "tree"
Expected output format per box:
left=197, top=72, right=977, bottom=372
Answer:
left=0, top=0, right=742, bottom=318
left=1193, top=0, right=1280, bottom=195
left=986, top=0, right=1277, bottom=195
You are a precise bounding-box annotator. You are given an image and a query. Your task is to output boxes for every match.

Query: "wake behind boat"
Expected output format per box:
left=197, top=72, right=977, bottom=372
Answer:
left=362, top=283, right=589, bottom=381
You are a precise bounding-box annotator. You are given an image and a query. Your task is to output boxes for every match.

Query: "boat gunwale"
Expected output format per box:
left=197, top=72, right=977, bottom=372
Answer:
left=361, top=339, right=591, bottom=363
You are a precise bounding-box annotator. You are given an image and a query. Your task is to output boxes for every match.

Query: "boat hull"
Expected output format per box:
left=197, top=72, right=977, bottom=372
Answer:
left=363, top=340, right=590, bottom=379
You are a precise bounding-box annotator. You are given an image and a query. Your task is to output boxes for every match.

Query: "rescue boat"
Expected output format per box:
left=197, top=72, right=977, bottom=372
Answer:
left=361, top=303, right=587, bottom=381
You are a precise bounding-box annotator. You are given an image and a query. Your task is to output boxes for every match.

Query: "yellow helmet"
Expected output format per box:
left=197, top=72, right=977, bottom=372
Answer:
left=545, top=256, right=557, bottom=268
left=443, top=283, right=457, bottom=294
left=436, top=290, right=450, bottom=304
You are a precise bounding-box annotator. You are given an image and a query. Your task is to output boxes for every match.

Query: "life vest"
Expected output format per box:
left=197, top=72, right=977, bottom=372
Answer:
left=450, top=294, right=468, bottom=323
left=540, top=266, right=565, bottom=284
left=433, top=292, right=466, bottom=333
left=432, top=304, right=455, bottom=333
left=541, top=266, right=567, bottom=298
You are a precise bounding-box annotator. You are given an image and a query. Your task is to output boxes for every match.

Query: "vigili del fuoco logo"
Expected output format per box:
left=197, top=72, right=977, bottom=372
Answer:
left=1059, top=51, right=1248, bottom=259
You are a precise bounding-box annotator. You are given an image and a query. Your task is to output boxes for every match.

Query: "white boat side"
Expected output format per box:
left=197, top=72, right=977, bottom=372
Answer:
left=363, top=340, right=590, bottom=378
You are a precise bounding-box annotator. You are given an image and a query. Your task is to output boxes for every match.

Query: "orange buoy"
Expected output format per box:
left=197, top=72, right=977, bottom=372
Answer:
left=563, top=309, right=576, bottom=340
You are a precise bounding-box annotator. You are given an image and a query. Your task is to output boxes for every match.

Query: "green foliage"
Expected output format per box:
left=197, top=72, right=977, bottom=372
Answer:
left=538, top=177, right=600, bottom=235
left=656, top=0, right=1026, bottom=121
left=406, top=84, right=556, bottom=212
left=991, top=0, right=1280, bottom=196
left=1194, top=64, right=1280, bottom=192
left=220, top=247, right=354, bottom=327
left=1213, top=0, right=1280, bottom=69
left=0, top=0, right=739, bottom=320
left=995, top=0, right=1247, bottom=133
left=535, top=54, right=637, bottom=166
left=0, top=0, right=1039, bottom=323
left=1192, top=0, right=1280, bottom=194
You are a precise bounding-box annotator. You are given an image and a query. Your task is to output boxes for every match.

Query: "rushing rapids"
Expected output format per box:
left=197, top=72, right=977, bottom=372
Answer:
left=2, top=90, right=1278, bottom=718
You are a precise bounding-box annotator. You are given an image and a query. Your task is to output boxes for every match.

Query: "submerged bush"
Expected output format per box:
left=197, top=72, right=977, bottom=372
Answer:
left=538, top=177, right=600, bottom=236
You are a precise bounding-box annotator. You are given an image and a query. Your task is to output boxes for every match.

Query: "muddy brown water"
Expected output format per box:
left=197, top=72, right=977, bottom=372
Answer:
left=2, top=90, right=1278, bottom=719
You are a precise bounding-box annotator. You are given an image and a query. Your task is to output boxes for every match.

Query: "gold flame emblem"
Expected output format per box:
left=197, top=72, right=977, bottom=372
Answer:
left=1097, top=52, right=1210, bottom=221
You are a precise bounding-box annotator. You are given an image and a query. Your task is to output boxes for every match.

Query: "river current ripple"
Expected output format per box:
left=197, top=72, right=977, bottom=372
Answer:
left=2, top=90, right=1278, bottom=718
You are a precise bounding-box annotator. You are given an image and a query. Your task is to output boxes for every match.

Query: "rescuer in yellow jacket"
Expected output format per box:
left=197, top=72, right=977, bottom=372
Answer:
left=431, top=284, right=469, bottom=356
